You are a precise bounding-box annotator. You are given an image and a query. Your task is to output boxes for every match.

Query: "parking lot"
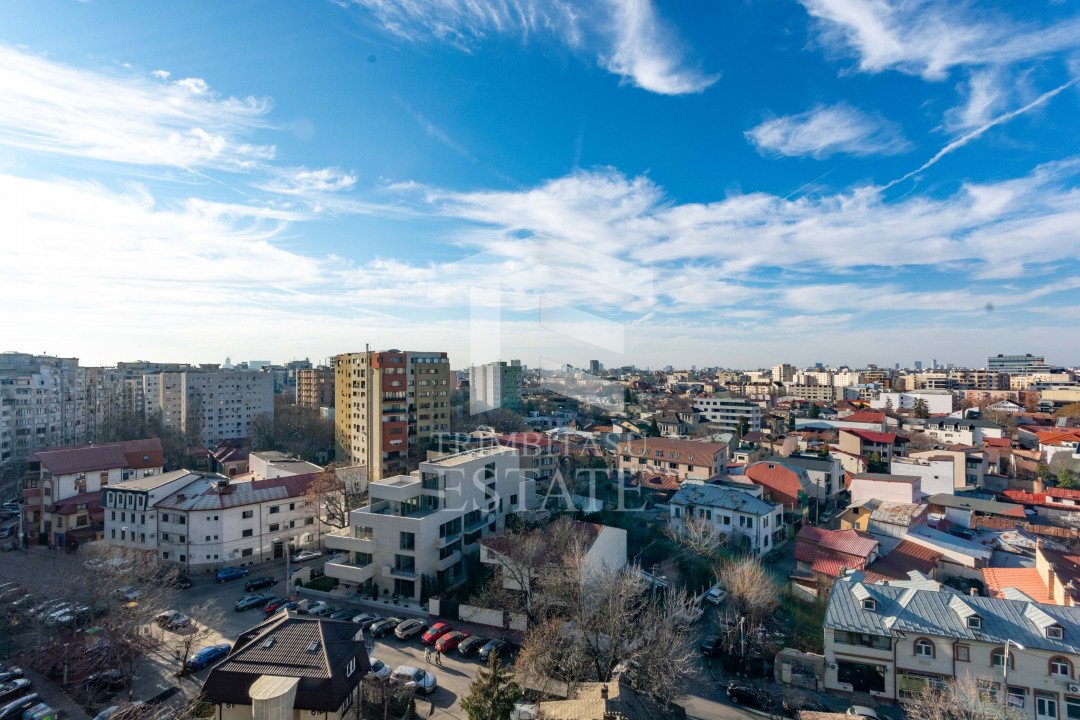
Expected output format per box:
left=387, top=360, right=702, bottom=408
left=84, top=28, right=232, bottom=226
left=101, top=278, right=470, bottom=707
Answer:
left=2, top=547, right=789, bottom=720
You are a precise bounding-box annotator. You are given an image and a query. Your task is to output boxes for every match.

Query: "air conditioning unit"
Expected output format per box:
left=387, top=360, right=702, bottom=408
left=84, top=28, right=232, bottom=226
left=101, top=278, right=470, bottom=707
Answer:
left=1068, top=684, right=1080, bottom=694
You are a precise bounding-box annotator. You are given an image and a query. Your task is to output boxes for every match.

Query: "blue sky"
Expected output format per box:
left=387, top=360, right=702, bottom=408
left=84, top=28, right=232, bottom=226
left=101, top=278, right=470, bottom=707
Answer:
left=2, top=0, right=1080, bottom=370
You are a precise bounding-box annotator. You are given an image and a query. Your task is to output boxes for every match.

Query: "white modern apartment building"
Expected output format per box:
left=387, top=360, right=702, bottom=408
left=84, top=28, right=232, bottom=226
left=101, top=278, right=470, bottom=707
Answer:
left=870, top=390, right=954, bottom=415
left=322, top=446, right=534, bottom=601
left=143, top=369, right=274, bottom=445
left=692, top=394, right=763, bottom=434
left=103, top=471, right=321, bottom=569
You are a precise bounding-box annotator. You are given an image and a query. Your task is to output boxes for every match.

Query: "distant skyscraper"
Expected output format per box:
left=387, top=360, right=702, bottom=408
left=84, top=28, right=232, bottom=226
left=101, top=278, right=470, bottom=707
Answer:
left=589, top=359, right=602, bottom=375
left=987, top=354, right=1049, bottom=374
left=470, top=360, right=523, bottom=414
left=224, top=356, right=233, bottom=369
left=932, top=359, right=938, bottom=369
left=914, top=361, right=923, bottom=371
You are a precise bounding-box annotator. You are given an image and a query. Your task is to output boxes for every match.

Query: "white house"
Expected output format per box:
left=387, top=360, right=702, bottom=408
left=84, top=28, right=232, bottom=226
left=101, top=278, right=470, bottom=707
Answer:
left=919, top=418, right=1004, bottom=446
left=322, top=446, right=535, bottom=601
left=849, top=473, right=921, bottom=507
left=668, top=479, right=785, bottom=556
left=890, top=456, right=956, bottom=497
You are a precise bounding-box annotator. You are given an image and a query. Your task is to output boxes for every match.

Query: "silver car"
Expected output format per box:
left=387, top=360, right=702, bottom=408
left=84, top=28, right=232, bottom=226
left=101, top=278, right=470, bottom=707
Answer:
left=368, top=658, right=391, bottom=681
left=391, top=666, right=436, bottom=695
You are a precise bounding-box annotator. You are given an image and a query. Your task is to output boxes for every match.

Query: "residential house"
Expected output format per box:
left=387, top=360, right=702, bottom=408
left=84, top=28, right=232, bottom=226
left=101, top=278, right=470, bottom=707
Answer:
left=22, top=438, right=164, bottom=547
left=1005, top=489, right=1080, bottom=525
left=793, top=527, right=879, bottom=594
left=825, top=573, right=1080, bottom=719
left=925, top=494, right=1026, bottom=528
left=201, top=612, right=370, bottom=720
left=862, top=539, right=941, bottom=583
left=100, top=470, right=208, bottom=557
left=322, top=446, right=534, bottom=601
left=890, top=456, right=956, bottom=497
left=766, top=453, right=843, bottom=508
left=838, top=429, right=908, bottom=464
left=617, top=438, right=728, bottom=482
left=984, top=544, right=1080, bottom=607
left=910, top=448, right=989, bottom=488
left=849, top=474, right=921, bottom=507
left=866, top=502, right=929, bottom=541
left=249, top=451, right=323, bottom=480
left=533, top=672, right=685, bottom=720
left=920, top=418, right=1005, bottom=446
left=904, top=524, right=992, bottom=575
left=669, top=479, right=785, bottom=557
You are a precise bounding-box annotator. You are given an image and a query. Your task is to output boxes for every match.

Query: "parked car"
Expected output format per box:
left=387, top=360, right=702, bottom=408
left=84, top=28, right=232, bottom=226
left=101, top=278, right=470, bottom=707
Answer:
left=49, top=604, right=95, bottom=627
left=303, top=601, right=333, bottom=616
left=263, top=599, right=294, bottom=615
left=726, top=682, right=768, bottom=708
left=370, top=617, right=401, bottom=638
left=155, top=611, right=192, bottom=630
left=391, top=666, right=437, bottom=695
left=368, top=659, right=391, bottom=681
left=434, top=631, right=470, bottom=653
left=351, top=613, right=380, bottom=628
left=234, top=594, right=269, bottom=611
left=394, top=619, right=427, bottom=640
left=92, top=702, right=144, bottom=720
left=170, top=574, right=193, bottom=590
left=421, top=622, right=453, bottom=645
left=267, top=601, right=298, bottom=616
left=457, top=636, right=488, bottom=657
left=10, top=595, right=42, bottom=613
left=22, top=702, right=59, bottom=720
left=215, top=567, right=249, bottom=583
left=85, top=670, right=124, bottom=693
left=704, top=587, right=728, bottom=605
left=329, top=609, right=355, bottom=621
left=0, top=694, right=39, bottom=720
left=478, top=638, right=514, bottom=662
left=0, top=680, right=31, bottom=703
left=846, top=707, right=881, bottom=720
left=0, top=670, right=23, bottom=685
left=291, top=550, right=321, bottom=563
left=116, top=587, right=141, bottom=602
left=244, top=577, right=278, bottom=592
left=28, top=600, right=68, bottom=619
left=186, top=644, right=231, bottom=671
left=699, top=636, right=722, bottom=657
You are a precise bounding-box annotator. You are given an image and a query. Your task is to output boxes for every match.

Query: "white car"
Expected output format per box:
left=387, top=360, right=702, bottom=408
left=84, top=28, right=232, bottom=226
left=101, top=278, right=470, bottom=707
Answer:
left=391, top=665, right=437, bottom=695
left=704, top=587, right=728, bottom=605
left=368, top=658, right=391, bottom=681
left=116, top=586, right=141, bottom=602
left=846, top=706, right=880, bottom=720
left=304, top=601, right=332, bottom=616
left=292, top=550, right=322, bottom=563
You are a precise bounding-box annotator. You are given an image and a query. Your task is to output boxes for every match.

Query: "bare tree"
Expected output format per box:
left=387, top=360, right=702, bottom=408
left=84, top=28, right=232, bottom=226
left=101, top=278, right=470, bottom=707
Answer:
left=904, top=674, right=1024, bottom=720
left=304, top=464, right=367, bottom=530
left=718, top=556, right=778, bottom=629
left=157, top=598, right=225, bottom=677
left=663, top=514, right=727, bottom=560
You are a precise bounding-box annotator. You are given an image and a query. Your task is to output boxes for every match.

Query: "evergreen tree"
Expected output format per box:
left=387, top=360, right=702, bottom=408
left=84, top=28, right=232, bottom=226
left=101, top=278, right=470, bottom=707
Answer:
left=461, top=653, right=522, bottom=720
left=648, top=416, right=660, bottom=437
left=913, top=398, right=930, bottom=419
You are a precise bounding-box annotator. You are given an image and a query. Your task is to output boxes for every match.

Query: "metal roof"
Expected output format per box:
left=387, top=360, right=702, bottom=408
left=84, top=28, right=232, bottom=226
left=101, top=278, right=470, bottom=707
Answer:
left=670, top=480, right=778, bottom=516
left=827, top=576, right=1080, bottom=654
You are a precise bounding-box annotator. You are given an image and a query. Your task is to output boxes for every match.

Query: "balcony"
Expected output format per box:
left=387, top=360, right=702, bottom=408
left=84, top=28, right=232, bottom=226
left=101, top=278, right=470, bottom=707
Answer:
left=433, top=532, right=461, bottom=549
left=324, top=530, right=374, bottom=554
left=324, top=560, right=375, bottom=585
left=385, top=564, right=417, bottom=580
left=465, top=513, right=491, bottom=533
left=435, top=550, right=462, bottom=571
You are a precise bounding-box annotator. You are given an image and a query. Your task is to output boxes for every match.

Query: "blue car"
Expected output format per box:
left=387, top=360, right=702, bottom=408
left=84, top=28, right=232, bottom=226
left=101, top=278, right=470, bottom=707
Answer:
left=186, top=644, right=231, bottom=671
left=215, top=567, right=249, bottom=583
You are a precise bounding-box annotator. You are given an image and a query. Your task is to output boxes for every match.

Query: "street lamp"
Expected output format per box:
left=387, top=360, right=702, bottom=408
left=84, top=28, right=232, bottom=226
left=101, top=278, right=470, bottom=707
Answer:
left=1002, top=639, right=1024, bottom=710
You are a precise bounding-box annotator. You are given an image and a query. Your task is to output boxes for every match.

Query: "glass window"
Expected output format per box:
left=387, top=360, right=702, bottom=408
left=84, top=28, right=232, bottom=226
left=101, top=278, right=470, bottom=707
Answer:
left=915, top=639, right=934, bottom=658
left=1052, top=658, right=1072, bottom=678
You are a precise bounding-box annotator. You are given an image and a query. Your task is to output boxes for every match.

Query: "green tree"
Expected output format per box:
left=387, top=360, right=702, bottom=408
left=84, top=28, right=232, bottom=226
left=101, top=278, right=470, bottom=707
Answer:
left=648, top=416, right=660, bottom=437
left=1036, top=462, right=1054, bottom=481
left=806, top=403, right=820, bottom=419
left=913, top=398, right=930, bottom=419
left=461, top=653, right=523, bottom=720
left=1059, top=468, right=1079, bottom=489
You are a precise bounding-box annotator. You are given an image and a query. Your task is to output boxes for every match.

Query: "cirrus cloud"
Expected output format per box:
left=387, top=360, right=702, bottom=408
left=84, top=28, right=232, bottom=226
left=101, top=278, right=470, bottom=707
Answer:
left=745, top=103, right=911, bottom=158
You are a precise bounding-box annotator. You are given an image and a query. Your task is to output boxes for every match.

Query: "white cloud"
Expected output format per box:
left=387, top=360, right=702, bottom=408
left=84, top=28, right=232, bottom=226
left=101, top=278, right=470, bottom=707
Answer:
left=800, top=0, right=1080, bottom=80
left=151, top=69, right=170, bottom=80
left=945, top=68, right=1010, bottom=131
left=0, top=44, right=274, bottom=170
left=745, top=103, right=910, bottom=158
left=601, top=0, right=718, bottom=95
left=258, top=166, right=359, bottom=195
left=343, top=0, right=715, bottom=95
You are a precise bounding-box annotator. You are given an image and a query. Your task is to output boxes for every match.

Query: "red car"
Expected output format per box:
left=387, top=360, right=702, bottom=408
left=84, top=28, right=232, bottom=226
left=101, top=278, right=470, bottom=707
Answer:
left=434, top=631, right=471, bottom=653
left=421, top=622, right=453, bottom=645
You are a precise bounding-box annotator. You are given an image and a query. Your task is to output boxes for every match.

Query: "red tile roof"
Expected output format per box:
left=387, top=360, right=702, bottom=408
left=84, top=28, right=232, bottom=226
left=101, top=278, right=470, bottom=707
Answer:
left=984, top=438, right=1013, bottom=448
left=841, top=429, right=902, bottom=445
left=797, top=526, right=879, bottom=558
left=840, top=411, right=886, bottom=424
left=1047, top=487, right=1080, bottom=501
left=29, top=439, right=164, bottom=475
left=863, top=539, right=941, bottom=581
left=51, top=489, right=102, bottom=515
left=744, top=461, right=802, bottom=509
left=631, top=471, right=681, bottom=492
left=1004, top=490, right=1080, bottom=511
left=982, top=567, right=1054, bottom=604
left=498, top=432, right=553, bottom=448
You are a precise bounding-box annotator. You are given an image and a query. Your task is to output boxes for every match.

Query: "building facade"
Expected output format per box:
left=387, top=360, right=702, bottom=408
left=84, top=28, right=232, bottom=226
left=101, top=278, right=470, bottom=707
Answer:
left=692, top=395, right=763, bottom=434
left=294, top=368, right=335, bottom=409
left=669, top=479, right=785, bottom=557
left=322, top=446, right=534, bottom=600
left=143, top=369, right=273, bottom=445
left=334, top=350, right=451, bottom=481
left=988, top=354, right=1050, bottom=375
left=617, top=438, right=728, bottom=481
left=469, top=360, right=524, bottom=414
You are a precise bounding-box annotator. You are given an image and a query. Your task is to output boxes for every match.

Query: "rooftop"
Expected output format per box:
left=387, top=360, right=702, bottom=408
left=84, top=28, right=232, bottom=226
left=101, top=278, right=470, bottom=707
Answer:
left=670, top=480, right=778, bottom=516
left=29, top=438, right=164, bottom=475
left=425, top=445, right=515, bottom=468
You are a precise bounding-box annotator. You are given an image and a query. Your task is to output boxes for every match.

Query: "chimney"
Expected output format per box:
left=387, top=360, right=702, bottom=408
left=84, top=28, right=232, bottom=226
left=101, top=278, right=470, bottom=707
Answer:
left=600, top=685, right=609, bottom=699
left=969, top=587, right=978, bottom=596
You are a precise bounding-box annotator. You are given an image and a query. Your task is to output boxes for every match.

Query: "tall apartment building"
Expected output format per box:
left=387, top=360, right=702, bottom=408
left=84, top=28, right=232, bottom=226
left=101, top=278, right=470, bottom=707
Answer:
left=323, top=446, right=532, bottom=600
left=143, top=369, right=273, bottom=446
left=0, top=353, right=88, bottom=467
left=334, top=350, right=451, bottom=481
left=469, top=360, right=523, bottom=414
left=771, top=363, right=796, bottom=383
left=988, top=353, right=1049, bottom=375
left=295, top=368, right=335, bottom=409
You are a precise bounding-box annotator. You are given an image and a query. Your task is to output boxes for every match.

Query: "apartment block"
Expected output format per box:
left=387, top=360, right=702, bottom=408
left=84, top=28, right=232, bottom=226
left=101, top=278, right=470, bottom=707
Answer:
left=143, top=369, right=273, bottom=445
left=988, top=353, right=1050, bottom=375
left=692, top=394, right=763, bottom=434
left=617, top=438, right=729, bottom=481
left=469, top=360, right=523, bottom=414
left=0, top=353, right=88, bottom=466
left=782, top=384, right=858, bottom=403
left=870, top=390, right=954, bottom=415
left=334, top=350, right=451, bottom=481
left=295, top=368, right=334, bottom=409
left=322, top=446, right=533, bottom=601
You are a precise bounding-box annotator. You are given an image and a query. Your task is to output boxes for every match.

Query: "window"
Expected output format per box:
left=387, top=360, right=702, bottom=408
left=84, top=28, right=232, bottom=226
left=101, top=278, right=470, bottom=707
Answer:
left=1049, top=626, right=1065, bottom=640
left=862, top=598, right=876, bottom=611
left=242, top=510, right=253, bottom=519
left=289, top=503, right=295, bottom=511
left=346, top=658, right=356, bottom=677
left=241, top=548, right=253, bottom=557
left=268, top=523, right=279, bottom=532
left=269, top=505, right=280, bottom=514
left=992, top=648, right=1011, bottom=669
left=967, top=616, right=982, bottom=630
left=179, top=535, right=186, bottom=542
left=956, top=644, right=970, bottom=662
left=914, top=638, right=934, bottom=658
left=1037, top=695, right=1058, bottom=720
left=1051, top=657, right=1072, bottom=678
left=400, top=532, right=415, bottom=550
left=242, top=529, right=253, bottom=537
left=304, top=517, right=314, bottom=525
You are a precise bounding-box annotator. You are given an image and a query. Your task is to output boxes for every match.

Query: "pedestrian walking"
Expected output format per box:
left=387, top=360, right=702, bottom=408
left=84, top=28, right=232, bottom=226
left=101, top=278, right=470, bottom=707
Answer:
left=424, top=647, right=431, bottom=664
left=435, top=649, right=442, bottom=666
